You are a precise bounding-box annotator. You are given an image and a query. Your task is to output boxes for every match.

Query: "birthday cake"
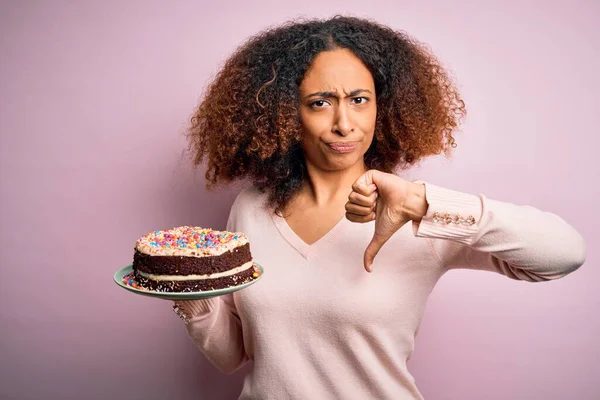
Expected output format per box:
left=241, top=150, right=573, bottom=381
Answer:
left=130, top=226, right=259, bottom=292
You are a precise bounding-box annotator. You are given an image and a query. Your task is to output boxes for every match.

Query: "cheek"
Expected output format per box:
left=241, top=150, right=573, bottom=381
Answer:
left=365, top=106, right=377, bottom=128
left=300, top=113, right=328, bottom=143
left=299, top=128, right=321, bottom=158
left=359, top=109, right=377, bottom=140
left=301, top=111, right=327, bottom=131
left=360, top=111, right=376, bottom=132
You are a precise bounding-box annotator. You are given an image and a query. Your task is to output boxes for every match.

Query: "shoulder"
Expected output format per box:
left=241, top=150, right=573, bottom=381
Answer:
left=231, top=186, right=268, bottom=213
left=227, top=186, right=271, bottom=231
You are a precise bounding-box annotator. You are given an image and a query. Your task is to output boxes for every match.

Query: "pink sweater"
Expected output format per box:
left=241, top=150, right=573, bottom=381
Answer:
left=174, top=182, right=586, bottom=399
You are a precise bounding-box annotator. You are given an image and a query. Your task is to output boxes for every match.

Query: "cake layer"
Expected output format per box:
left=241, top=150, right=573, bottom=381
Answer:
left=133, top=243, right=252, bottom=275
left=133, top=263, right=259, bottom=292
left=137, top=261, right=254, bottom=281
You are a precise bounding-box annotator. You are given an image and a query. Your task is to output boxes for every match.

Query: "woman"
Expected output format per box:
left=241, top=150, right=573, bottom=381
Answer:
left=173, top=16, right=586, bottom=399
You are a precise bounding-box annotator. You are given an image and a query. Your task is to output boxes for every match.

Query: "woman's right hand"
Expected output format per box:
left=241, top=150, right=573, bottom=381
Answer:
left=171, top=298, right=219, bottom=324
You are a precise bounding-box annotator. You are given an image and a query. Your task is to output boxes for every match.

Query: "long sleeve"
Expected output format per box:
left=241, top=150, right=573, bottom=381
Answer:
left=412, top=182, right=587, bottom=282
left=171, top=197, right=249, bottom=373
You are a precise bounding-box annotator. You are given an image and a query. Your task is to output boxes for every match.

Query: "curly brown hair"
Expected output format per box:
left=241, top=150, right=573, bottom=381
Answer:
left=186, top=15, right=466, bottom=213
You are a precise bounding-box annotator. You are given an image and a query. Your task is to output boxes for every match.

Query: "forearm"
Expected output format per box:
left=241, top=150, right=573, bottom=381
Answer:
left=173, top=297, right=249, bottom=373
left=413, top=182, right=586, bottom=281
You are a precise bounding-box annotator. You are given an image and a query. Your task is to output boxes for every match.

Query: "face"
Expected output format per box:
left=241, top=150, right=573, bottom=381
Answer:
left=298, top=48, right=377, bottom=173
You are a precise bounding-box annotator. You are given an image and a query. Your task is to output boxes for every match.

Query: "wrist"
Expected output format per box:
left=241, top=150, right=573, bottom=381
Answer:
left=404, top=182, right=428, bottom=222
left=172, top=299, right=219, bottom=324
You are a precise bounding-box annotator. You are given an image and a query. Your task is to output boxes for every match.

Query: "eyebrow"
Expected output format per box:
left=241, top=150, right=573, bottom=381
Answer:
left=303, top=89, right=372, bottom=100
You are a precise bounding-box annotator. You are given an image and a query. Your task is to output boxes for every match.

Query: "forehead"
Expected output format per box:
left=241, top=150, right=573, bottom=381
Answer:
left=299, top=49, right=374, bottom=92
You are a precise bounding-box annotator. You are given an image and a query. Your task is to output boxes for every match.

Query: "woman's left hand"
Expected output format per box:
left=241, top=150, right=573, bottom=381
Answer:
left=345, top=170, right=428, bottom=272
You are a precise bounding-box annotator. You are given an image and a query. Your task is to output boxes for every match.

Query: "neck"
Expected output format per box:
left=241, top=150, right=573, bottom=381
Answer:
left=300, top=159, right=368, bottom=207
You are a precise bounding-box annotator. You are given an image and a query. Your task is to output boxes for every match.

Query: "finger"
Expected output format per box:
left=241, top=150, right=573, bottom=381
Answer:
left=352, top=171, right=377, bottom=196
left=356, top=184, right=377, bottom=197
left=364, top=232, right=391, bottom=272
left=345, top=202, right=375, bottom=216
left=351, top=182, right=377, bottom=197
left=346, top=211, right=376, bottom=224
left=348, top=191, right=378, bottom=207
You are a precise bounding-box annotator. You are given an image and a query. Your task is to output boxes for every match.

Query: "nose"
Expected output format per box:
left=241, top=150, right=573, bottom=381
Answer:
left=332, top=104, right=354, bottom=136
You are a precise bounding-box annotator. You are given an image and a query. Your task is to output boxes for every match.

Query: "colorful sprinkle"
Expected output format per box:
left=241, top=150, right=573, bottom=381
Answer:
left=136, top=226, right=246, bottom=253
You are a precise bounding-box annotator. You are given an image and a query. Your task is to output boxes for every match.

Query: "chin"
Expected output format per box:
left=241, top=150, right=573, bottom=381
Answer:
left=322, top=154, right=364, bottom=171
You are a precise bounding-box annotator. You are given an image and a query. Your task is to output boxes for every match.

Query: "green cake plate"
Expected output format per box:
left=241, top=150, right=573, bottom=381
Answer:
left=113, top=263, right=264, bottom=300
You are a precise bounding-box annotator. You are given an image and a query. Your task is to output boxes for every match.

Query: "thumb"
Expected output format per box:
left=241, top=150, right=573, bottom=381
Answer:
left=364, top=232, right=390, bottom=273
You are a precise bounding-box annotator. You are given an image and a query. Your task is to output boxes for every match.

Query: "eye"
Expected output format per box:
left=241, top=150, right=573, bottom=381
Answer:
left=351, top=97, right=369, bottom=105
left=309, top=100, right=330, bottom=108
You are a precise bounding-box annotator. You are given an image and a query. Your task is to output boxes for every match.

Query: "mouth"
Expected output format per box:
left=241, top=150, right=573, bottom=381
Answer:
left=326, top=141, right=359, bottom=154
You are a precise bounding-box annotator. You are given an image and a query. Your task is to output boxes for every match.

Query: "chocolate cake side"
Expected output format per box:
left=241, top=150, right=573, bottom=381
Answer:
left=133, top=243, right=252, bottom=275
left=132, top=263, right=259, bottom=292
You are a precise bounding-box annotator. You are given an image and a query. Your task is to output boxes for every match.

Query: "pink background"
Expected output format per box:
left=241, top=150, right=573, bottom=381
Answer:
left=1, top=1, right=598, bottom=399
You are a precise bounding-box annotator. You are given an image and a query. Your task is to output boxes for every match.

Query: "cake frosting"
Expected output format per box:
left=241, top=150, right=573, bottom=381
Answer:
left=135, top=226, right=250, bottom=257
left=130, top=226, right=260, bottom=292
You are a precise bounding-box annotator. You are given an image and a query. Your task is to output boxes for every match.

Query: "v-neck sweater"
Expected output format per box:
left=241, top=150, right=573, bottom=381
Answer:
left=173, top=181, right=586, bottom=399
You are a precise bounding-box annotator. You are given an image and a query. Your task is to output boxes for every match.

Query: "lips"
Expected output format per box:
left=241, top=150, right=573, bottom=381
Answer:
left=327, top=142, right=359, bottom=153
